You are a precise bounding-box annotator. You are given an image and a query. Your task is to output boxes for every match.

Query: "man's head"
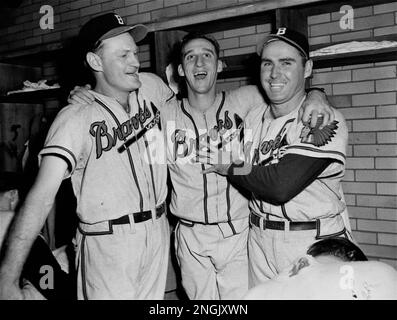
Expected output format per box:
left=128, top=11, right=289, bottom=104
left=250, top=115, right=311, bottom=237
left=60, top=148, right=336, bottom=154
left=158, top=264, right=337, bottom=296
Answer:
left=307, top=237, right=368, bottom=262
left=177, top=32, right=222, bottom=95
left=260, top=27, right=313, bottom=111
left=78, top=13, right=148, bottom=92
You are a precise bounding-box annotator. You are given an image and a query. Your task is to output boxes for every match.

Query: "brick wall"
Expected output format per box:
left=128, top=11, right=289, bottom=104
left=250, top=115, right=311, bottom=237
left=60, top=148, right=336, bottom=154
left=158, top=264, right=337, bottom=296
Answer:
left=210, top=23, right=270, bottom=59
left=309, top=3, right=397, bottom=268
left=308, top=2, right=397, bottom=46
left=208, top=22, right=271, bottom=92
left=0, top=0, right=264, bottom=55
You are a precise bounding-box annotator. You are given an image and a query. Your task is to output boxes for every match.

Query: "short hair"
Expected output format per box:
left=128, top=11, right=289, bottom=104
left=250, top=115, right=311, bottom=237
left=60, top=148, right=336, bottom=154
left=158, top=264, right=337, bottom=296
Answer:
left=92, top=40, right=105, bottom=56
left=260, top=40, right=308, bottom=67
left=179, top=31, right=220, bottom=63
left=307, top=237, right=368, bottom=262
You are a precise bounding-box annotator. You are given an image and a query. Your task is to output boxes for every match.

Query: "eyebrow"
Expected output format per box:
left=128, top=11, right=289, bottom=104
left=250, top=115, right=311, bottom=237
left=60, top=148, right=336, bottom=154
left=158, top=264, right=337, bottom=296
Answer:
left=183, top=47, right=215, bottom=58
left=115, top=47, right=137, bottom=54
left=261, top=57, right=297, bottom=63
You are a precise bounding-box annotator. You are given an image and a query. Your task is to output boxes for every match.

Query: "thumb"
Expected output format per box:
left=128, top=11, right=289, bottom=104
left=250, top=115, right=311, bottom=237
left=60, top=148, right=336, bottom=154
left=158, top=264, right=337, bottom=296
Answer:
left=298, top=107, right=304, bottom=124
left=201, top=167, right=215, bottom=174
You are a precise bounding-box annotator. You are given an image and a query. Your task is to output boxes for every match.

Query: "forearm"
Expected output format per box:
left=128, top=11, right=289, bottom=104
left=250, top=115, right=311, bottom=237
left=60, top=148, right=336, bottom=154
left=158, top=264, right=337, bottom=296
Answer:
left=227, top=154, right=333, bottom=205
left=0, top=190, right=54, bottom=285
left=0, top=155, right=66, bottom=286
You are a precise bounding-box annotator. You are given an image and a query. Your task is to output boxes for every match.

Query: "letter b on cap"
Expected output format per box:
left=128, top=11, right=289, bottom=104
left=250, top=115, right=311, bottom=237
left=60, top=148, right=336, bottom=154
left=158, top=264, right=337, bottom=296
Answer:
left=115, top=14, right=124, bottom=25
left=276, top=28, right=287, bottom=35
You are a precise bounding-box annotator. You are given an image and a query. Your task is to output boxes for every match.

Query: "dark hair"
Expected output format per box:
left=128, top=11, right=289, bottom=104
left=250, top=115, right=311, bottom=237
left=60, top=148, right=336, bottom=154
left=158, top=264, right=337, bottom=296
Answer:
left=307, top=237, right=368, bottom=262
left=179, top=31, right=220, bottom=63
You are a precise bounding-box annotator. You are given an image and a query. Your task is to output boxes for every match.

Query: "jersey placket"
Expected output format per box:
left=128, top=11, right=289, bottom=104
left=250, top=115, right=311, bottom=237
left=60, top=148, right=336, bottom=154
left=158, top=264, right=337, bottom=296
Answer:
left=203, top=110, right=220, bottom=224
left=128, top=95, right=156, bottom=213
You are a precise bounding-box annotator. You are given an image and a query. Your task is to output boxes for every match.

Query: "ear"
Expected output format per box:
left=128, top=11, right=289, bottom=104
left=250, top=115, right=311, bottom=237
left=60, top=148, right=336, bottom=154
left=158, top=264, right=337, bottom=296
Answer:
left=86, top=52, right=103, bottom=72
left=217, top=60, right=223, bottom=73
left=304, top=59, right=313, bottom=79
left=177, top=64, right=185, bottom=77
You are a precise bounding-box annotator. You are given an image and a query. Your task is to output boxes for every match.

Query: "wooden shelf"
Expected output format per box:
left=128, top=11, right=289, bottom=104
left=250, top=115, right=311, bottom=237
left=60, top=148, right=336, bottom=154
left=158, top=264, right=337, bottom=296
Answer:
left=312, top=46, right=397, bottom=69
left=147, top=0, right=326, bottom=32
left=214, top=45, right=397, bottom=79
left=219, top=53, right=259, bottom=80
left=0, top=88, right=66, bottom=104
left=0, top=42, right=64, bottom=67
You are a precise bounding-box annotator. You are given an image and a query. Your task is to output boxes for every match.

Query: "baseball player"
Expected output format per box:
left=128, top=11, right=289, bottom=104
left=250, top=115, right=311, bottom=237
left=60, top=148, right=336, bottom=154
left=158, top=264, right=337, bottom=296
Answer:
left=0, top=13, right=174, bottom=300
left=162, top=32, right=338, bottom=300
left=197, top=27, right=352, bottom=287
left=68, top=32, right=335, bottom=300
left=244, top=238, right=397, bottom=300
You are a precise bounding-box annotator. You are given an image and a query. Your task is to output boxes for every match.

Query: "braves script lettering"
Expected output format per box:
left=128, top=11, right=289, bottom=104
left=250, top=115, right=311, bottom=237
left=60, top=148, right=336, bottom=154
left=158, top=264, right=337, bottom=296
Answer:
left=90, top=104, right=153, bottom=158
left=171, top=111, right=242, bottom=160
left=253, top=118, right=294, bottom=165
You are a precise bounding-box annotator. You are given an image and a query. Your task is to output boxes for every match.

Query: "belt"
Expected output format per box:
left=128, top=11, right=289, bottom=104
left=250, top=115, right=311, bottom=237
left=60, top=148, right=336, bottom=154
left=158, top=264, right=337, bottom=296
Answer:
left=110, top=203, right=165, bottom=226
left=179, top=218, right=220, bottom=227
left=250, top=213, right=316, bottom=231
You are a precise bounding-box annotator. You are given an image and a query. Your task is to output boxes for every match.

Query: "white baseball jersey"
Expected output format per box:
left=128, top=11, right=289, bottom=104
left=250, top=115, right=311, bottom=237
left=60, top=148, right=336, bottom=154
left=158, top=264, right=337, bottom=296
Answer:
left=244, top=256, right=397, bottom=300
left=39, top=73, right=174, bottom=224
left=163, top=85, right=265, bottom=237
left=246, top=100, right=348, bottom=224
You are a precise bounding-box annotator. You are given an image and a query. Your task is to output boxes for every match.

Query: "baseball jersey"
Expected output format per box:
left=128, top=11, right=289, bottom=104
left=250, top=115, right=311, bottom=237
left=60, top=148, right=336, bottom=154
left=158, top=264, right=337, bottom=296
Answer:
left=39, top=73, right=174, bottom=224
left=246, top=99, right=348, bottom=222
left=163, top=85, right=265, bottom=237
left=244, top=256, right=397, bottom=300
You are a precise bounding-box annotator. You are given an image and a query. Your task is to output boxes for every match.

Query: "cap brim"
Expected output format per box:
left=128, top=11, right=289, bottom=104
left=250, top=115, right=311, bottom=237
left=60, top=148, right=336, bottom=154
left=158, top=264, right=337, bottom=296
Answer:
left=262, top=35, right=309, bottom=59
left=99, top=24, right=148, bottom=43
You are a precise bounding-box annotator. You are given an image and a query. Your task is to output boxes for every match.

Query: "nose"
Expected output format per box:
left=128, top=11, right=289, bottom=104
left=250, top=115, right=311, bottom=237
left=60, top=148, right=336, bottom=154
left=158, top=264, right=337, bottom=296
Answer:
left=195, top=55, right=204, bottom=67
left=270, top=64, right=280, bottom=78
left=128, top=53, right=140, bottom=69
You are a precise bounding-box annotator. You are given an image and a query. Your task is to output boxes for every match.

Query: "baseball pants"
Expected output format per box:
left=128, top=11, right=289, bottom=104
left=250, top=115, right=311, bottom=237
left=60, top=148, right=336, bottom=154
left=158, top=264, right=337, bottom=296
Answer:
left=175, top=221, right=249, bottom=300
left=75, top=213, right=170, bottom=300
left=248, top=215, right=349, bottom=287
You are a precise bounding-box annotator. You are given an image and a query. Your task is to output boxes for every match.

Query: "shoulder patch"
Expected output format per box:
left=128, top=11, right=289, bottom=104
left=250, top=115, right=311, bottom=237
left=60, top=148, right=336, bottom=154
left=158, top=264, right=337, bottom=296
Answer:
left=300, top=120, right=339, bottom=147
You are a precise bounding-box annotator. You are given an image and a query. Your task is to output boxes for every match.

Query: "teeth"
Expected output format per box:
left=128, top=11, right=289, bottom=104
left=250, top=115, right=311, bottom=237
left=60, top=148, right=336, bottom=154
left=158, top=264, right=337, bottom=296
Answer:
left=194, top=71, right=207, bottom=76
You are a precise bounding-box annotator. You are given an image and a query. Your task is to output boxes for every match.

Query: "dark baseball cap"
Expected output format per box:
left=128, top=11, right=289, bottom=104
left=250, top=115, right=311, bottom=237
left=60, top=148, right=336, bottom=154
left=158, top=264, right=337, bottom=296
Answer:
left=262, top=27, right=309, bottom=59
left=78, top=13, right=148, bottom=53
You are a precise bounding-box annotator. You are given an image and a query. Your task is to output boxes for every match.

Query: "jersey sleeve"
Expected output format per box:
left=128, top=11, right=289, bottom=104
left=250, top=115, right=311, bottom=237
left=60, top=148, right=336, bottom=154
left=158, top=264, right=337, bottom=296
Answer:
left=138, top=72, right=176, bottom=108
left=230, top=85, right=266, bottom=118
left=227, top=154, right=333, bottom=205
left=38, top=105, right=88, bottom=178
left=284, top=109, right=348, bottom=166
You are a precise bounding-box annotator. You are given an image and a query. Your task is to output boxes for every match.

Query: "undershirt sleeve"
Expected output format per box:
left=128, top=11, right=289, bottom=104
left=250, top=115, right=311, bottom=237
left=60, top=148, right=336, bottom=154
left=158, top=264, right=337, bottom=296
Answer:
left=227, top=153, right=335, bottom=205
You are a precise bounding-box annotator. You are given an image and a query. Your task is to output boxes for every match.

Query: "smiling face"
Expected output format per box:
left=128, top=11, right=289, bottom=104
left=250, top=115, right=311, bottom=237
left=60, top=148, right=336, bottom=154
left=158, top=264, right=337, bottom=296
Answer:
left=178, top=38, right=222, bottom=96
left=95, top=32, right=142, bottom=94
left=260, top=40, right=312, bottom=117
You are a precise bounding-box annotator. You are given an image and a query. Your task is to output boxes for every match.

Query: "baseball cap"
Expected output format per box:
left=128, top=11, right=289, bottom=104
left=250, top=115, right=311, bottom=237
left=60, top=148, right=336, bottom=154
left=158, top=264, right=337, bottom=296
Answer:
left=78, top=13, right=148, bottom=53
left=262, top=27, right=309, bottom=59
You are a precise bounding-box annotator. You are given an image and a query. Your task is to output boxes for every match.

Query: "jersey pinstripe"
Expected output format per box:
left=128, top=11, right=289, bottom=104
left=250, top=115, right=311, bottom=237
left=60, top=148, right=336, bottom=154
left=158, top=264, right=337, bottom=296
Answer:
left=163, top=85, right=265, bottom=236
left=39, top=73, right=174, bottom=224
